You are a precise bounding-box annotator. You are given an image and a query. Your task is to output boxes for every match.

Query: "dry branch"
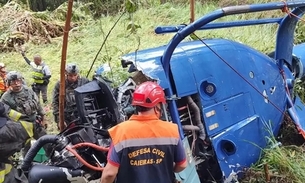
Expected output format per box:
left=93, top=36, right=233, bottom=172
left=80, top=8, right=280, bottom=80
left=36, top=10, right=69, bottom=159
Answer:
left=0, top=1, right=65, bottom=52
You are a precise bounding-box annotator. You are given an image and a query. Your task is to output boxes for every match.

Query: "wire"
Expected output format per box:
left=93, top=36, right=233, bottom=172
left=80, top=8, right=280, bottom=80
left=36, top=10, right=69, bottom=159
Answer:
left=192, top=33, right=286, bottom=115
left=86, top=12, right=126, bottom=78
left=66, top=142, right=109, bottom=172
left=71, top=142, right=109, bottom=152
left=190, top=2, right=305, bottom=136
left=66, top=146, right=104, bottom=171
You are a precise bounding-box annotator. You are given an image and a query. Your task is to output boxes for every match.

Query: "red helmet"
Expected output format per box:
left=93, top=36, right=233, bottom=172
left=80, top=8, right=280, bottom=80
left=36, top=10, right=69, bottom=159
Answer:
left=132, top=81, right=166, bottom=108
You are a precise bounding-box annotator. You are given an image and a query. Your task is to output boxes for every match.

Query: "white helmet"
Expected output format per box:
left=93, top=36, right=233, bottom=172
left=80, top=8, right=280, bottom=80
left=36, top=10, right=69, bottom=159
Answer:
left=0, top=63, right=5, bottom=68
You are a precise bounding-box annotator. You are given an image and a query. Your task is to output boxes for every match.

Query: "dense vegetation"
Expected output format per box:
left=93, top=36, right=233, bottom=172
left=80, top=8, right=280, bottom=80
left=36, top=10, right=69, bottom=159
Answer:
left=1, top=0, right=305, bottom=182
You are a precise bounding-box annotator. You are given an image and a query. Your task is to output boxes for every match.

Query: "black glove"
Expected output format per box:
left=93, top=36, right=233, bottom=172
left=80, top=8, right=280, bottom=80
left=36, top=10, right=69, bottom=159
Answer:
left=33, top=122, right=48, bottom=140
left=43, top=79, right=50, bottom=85
left=36, top=115, right=47, bottom=129
left=31, top=84, right=39, bottom=93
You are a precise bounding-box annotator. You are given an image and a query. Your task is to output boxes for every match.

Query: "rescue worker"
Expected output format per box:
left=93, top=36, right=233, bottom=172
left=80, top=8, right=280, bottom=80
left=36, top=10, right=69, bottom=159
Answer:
left=0, top=63, right=7, bottom=96
left=0, top=71, right=47, bottom=157
left=0, top=71, right=45, bottom=123
left=21, top=52, right=51, bottom=104
left=0, top=101, right=46, bottom=183
left=52, top=63, right=90, bottom=128
left=101, top=81, right=187, bottom=183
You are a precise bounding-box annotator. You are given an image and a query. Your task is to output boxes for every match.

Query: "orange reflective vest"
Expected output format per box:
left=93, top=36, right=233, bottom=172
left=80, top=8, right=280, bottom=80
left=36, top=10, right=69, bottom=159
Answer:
left=108, top=115, right=185, bottom=183
left=0, top=75, right=7, bottom=94
left=30, top=63, right=45, bottom=84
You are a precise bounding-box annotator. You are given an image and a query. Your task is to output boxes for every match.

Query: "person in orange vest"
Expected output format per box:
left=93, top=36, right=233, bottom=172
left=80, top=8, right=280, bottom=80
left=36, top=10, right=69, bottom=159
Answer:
left=0, top=63, right=7, bottom=96
left=101, top=81, right=187, bottom=183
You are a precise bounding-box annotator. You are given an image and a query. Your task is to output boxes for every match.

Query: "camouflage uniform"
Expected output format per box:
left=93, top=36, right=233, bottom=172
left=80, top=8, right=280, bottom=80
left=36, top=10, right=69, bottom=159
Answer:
left=0, top=85, right=46, bottom=157
left=0, top=85, right=45, bottom=122
left=52, top=77, right=90, bottom=125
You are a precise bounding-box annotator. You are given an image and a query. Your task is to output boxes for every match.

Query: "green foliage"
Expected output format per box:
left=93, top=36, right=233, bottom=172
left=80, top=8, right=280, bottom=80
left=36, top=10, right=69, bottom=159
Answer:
left=294, top=79, right=305, bottom=102
left=28, top=0, right=65, bottom=11
left=1, top=0, right=295, bottom=91
left=51, top=2, right=93, bottom=22
left=0, top=0, right=65, bottom=11
left=242, top=120, right=305, bottom=183
left=1, top=1, right=305, bottom=181
left=77, top=0, right=125, bottom=18
left=247, top=142, right=305, bottom=183
left=125, top=0, right=138, bottom=13
left=295, top=22, right=305, bottom=44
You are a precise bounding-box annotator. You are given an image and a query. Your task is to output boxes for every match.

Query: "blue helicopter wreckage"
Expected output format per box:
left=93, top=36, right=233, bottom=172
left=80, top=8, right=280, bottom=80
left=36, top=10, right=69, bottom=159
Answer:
left=23, top=1, right=305, bottom=183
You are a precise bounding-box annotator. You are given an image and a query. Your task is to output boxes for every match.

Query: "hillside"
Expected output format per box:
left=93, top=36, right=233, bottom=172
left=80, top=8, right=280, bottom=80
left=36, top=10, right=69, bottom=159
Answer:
left=1, top=0, right=305, bottom=182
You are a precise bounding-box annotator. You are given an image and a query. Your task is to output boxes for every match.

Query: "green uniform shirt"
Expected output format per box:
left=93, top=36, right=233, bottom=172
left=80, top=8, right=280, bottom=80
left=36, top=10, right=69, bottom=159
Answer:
left=0, top=85, right=45, bottom=122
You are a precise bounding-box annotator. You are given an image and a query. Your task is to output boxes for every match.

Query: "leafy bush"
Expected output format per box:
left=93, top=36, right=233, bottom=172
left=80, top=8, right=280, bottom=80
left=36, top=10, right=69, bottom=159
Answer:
left=295, top=22, right=305, bottom=44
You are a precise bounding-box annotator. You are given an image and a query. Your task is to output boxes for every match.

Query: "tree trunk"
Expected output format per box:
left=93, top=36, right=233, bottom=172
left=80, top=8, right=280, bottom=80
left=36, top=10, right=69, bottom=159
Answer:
left=26, top=0, right=30, bottom=10
left=29, top=0, right=66, bottom=12
left=36, top=0, right=47, bottom=11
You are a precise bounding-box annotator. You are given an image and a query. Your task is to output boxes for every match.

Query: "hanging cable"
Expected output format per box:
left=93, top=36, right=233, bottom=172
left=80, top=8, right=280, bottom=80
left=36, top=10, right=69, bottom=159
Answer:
left=188, top=2, right=305, bottom=136
left=192, top=33, right=286, bottom=115
left=86, top=12, right=125, bottom=78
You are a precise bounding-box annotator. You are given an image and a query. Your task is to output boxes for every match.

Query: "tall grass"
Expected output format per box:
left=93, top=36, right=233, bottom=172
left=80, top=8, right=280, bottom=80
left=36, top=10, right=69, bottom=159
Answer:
left=244, top=138, right=305, bottom=183
left=1, top=1, right=282, bottom=90
left=1, top=1, right=305, bottom=181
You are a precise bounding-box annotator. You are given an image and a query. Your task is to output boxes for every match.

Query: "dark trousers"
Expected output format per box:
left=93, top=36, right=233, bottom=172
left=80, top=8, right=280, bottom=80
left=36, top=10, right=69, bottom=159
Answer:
left=3, top=167, right=28, bottom=183
left=32, top=84, right=48, bottom=103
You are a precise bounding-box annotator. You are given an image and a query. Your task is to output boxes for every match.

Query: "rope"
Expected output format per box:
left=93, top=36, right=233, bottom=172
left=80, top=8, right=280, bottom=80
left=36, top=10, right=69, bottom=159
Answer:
left=281, top=1, right=305, bottom=22
left=187, top=2, right=305, bottom=137
left=280, top=1, right=305, bottom=137
left=192, top=33, right=286, bottom=115
left=191, top=30, right=305, bottom=137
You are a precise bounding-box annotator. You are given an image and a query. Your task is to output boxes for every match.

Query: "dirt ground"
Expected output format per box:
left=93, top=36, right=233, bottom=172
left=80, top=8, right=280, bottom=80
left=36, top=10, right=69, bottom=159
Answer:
left=277, top=114, right=305, bottom=146
left=242, top=114, right=305, bottom=183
